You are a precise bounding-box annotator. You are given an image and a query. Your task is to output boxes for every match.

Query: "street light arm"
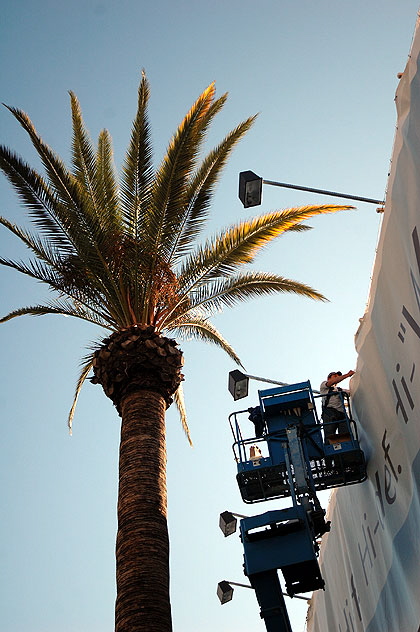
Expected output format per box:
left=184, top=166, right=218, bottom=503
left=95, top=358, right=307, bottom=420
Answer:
left=244, top=373, right=320, bottom=395
left=238, top=170, right=384, bottom=208
left=244, top=373, right=288, bottom=387
left=221, top=580, right=309, bottom=601
left=263, top=179, right=385, bottom=206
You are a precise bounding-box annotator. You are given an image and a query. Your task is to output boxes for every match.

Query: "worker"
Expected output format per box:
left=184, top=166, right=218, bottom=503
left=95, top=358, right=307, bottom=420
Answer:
left=320, top=370, right=355, bottom=442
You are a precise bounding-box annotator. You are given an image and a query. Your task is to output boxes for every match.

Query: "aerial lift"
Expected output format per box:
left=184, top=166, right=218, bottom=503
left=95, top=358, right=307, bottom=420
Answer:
left=219, top=375, right=367, bottom=631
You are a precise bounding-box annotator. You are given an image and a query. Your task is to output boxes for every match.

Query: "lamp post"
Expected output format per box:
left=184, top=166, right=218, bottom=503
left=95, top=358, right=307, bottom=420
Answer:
left=238, top=170, right=385, bottom=210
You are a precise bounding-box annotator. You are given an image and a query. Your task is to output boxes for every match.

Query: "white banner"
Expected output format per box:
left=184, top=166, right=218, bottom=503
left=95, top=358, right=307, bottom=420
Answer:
left=307, top=16, right=420, bottom=632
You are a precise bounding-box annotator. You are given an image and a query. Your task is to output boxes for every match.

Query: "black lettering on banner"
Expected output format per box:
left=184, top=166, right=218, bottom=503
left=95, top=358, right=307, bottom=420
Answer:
left=395, top=225, right=420, bottom=421
left=412, top=225, right=420, bottom=280
left=400, top=225, right=420, bottom=343
left=359, top=429, right=398, bottom=589
left=391, top=361, right=416, bottom=423
left=358, top=513, right=375, bottom=586
left=401, top=305, right=420, bottom=342
left=350, top=573, right=363, bottom=622
left=373, top=429, right=401, bottom=520
left=336, top=569, right=364, bottom=629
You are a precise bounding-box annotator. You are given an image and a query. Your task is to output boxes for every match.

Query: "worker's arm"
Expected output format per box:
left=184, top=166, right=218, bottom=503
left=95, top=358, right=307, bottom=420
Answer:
left=326, top=370, right=355, bottom=387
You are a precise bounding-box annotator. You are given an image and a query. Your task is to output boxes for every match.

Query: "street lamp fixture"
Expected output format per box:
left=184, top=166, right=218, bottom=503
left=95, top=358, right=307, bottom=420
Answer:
left=219, top=510, right=247, bottom=537
left=228, top=369, right=249, bottom=400
left=217, top=581, right=235, bottom=604
left=217, top=580, right=251, bottom=604
left=238, top=170, right=385, bottom=209
left=238, top=170, right=263, bottom=208
left=228, top=369, right=289, bottom=401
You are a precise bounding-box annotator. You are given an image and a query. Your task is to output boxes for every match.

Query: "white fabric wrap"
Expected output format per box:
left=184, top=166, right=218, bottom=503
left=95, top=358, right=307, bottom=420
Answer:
left=307, top=17, right=420, bottom=632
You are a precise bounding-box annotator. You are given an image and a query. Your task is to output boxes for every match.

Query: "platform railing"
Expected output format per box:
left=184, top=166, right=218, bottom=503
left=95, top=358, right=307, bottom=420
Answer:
left=229, top=399, right=367, bottom=504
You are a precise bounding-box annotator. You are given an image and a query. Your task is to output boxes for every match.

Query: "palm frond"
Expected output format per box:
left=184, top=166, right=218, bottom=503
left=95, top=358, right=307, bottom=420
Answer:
left=0, top=145, right=101, bottom=290
left=0, top=251, right=125, bottom=325
left=146, top=82, right=218, bottom=261
left=139, top=83, right=232, bottom=322
left=1, top=111, right=119, bottom=288
left=0, top=254, right=62, bottom=284
left=4, top=104, right=88, bottom=216
left=181, top=272, right=327, bottom=317
left=168, top=315, right=243, bottom=366
left=68, top=355, right=95, bottom=434
left=0, top=252, right=78, bottom=291
left=121, top=71, right=154, bottom=237
left=1, top=141, right=130, bottom=320
left=119, top=73, right=154, bottom=320
left=179, top=205, right=353, bottom=291
left=69, top=91, right=98, bottom=206
left=0, top=300, right=113, bottom=328
left=0, top=146, right=76, bottom=252
left=167, top=114, right=258, bottom=263
left=173, top=384, right=192, bottom=446
left=0, top=215, right=67, bottom=267
left=96, top=129, right=120, bottom=229
left=0, top=304, right=63, bottom=323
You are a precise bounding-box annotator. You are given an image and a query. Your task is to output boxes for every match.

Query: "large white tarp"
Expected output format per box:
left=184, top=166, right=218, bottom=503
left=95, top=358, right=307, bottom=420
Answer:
left=307, top=16, right=420, bottom=632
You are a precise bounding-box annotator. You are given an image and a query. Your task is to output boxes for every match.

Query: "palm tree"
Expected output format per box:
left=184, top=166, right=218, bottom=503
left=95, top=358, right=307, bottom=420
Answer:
left=0, top=74, right=352, bottom=632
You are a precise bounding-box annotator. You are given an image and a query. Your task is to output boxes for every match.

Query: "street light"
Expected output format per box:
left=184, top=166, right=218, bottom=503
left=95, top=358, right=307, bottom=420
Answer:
left=238, top=170, right=385, bottom=209
left=217, top=581, right=235, bottom=604
left=217, top=580, right=310, bottom=605
left=238, top=170, right=263, bottom=208
left=228, top=369, right=249, bottom=400
left=228, top=369, right=289, bottom=401
left=228, top=370, right=320, bottom=400
left=219, top=510, right=247, bottom=537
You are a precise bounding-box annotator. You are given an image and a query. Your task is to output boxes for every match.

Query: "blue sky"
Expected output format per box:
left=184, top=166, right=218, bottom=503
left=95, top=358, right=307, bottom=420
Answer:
left=0, top=2, right=419, bottom=631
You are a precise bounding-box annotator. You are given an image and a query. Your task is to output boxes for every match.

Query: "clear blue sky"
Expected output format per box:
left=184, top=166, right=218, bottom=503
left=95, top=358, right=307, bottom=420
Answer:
left=0, top=2, right=418, bottom=631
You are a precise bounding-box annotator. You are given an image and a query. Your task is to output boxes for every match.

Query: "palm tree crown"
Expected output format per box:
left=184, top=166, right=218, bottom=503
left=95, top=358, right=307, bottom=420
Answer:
left=0, top=74, right=351, bottom=433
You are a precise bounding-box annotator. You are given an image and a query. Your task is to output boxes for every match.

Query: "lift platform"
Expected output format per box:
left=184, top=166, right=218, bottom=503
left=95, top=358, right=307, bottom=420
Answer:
left=239, top=505, right=325, bottom=632
left=229, top=381, right=367, bottom=504
left=241, top=507, right=325, bottom=596
left=234, top=385, right=331, bottom=632
left=220, top=378, right=368, bottom=631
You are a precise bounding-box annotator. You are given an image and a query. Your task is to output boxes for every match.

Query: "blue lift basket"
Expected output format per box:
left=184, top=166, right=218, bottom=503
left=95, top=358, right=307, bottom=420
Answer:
left=229, top=380, right=367, bottom=504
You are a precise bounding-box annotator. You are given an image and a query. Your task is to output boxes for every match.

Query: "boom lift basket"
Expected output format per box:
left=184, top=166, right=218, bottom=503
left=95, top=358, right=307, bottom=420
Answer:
left=229, top=381, right=367, bottom=503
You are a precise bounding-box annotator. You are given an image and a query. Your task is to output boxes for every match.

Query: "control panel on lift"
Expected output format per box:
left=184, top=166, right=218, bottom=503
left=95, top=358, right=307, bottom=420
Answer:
left=228, top=380, right=367, bottom=504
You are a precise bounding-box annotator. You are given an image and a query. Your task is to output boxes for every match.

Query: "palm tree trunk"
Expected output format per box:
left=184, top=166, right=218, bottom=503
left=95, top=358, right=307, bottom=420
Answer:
left=115, top=389, right=172, bottom=632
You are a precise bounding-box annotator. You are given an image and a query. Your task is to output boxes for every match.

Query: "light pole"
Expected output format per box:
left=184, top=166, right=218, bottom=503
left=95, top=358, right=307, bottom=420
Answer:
left=238, top=170, right=385, bottom=210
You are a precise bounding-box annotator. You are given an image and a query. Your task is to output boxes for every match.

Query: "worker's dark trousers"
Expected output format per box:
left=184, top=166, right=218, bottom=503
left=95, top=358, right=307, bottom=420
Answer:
left=322, top=407, right=347, bottom=441
left=322, top=407, right=347, bottom=469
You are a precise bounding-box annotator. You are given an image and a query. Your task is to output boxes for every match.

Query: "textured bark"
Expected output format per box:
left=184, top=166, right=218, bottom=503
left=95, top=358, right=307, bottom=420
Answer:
left=115, top=390, right=172, bottom=632
left=91, top=326, right=184, bottom=631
